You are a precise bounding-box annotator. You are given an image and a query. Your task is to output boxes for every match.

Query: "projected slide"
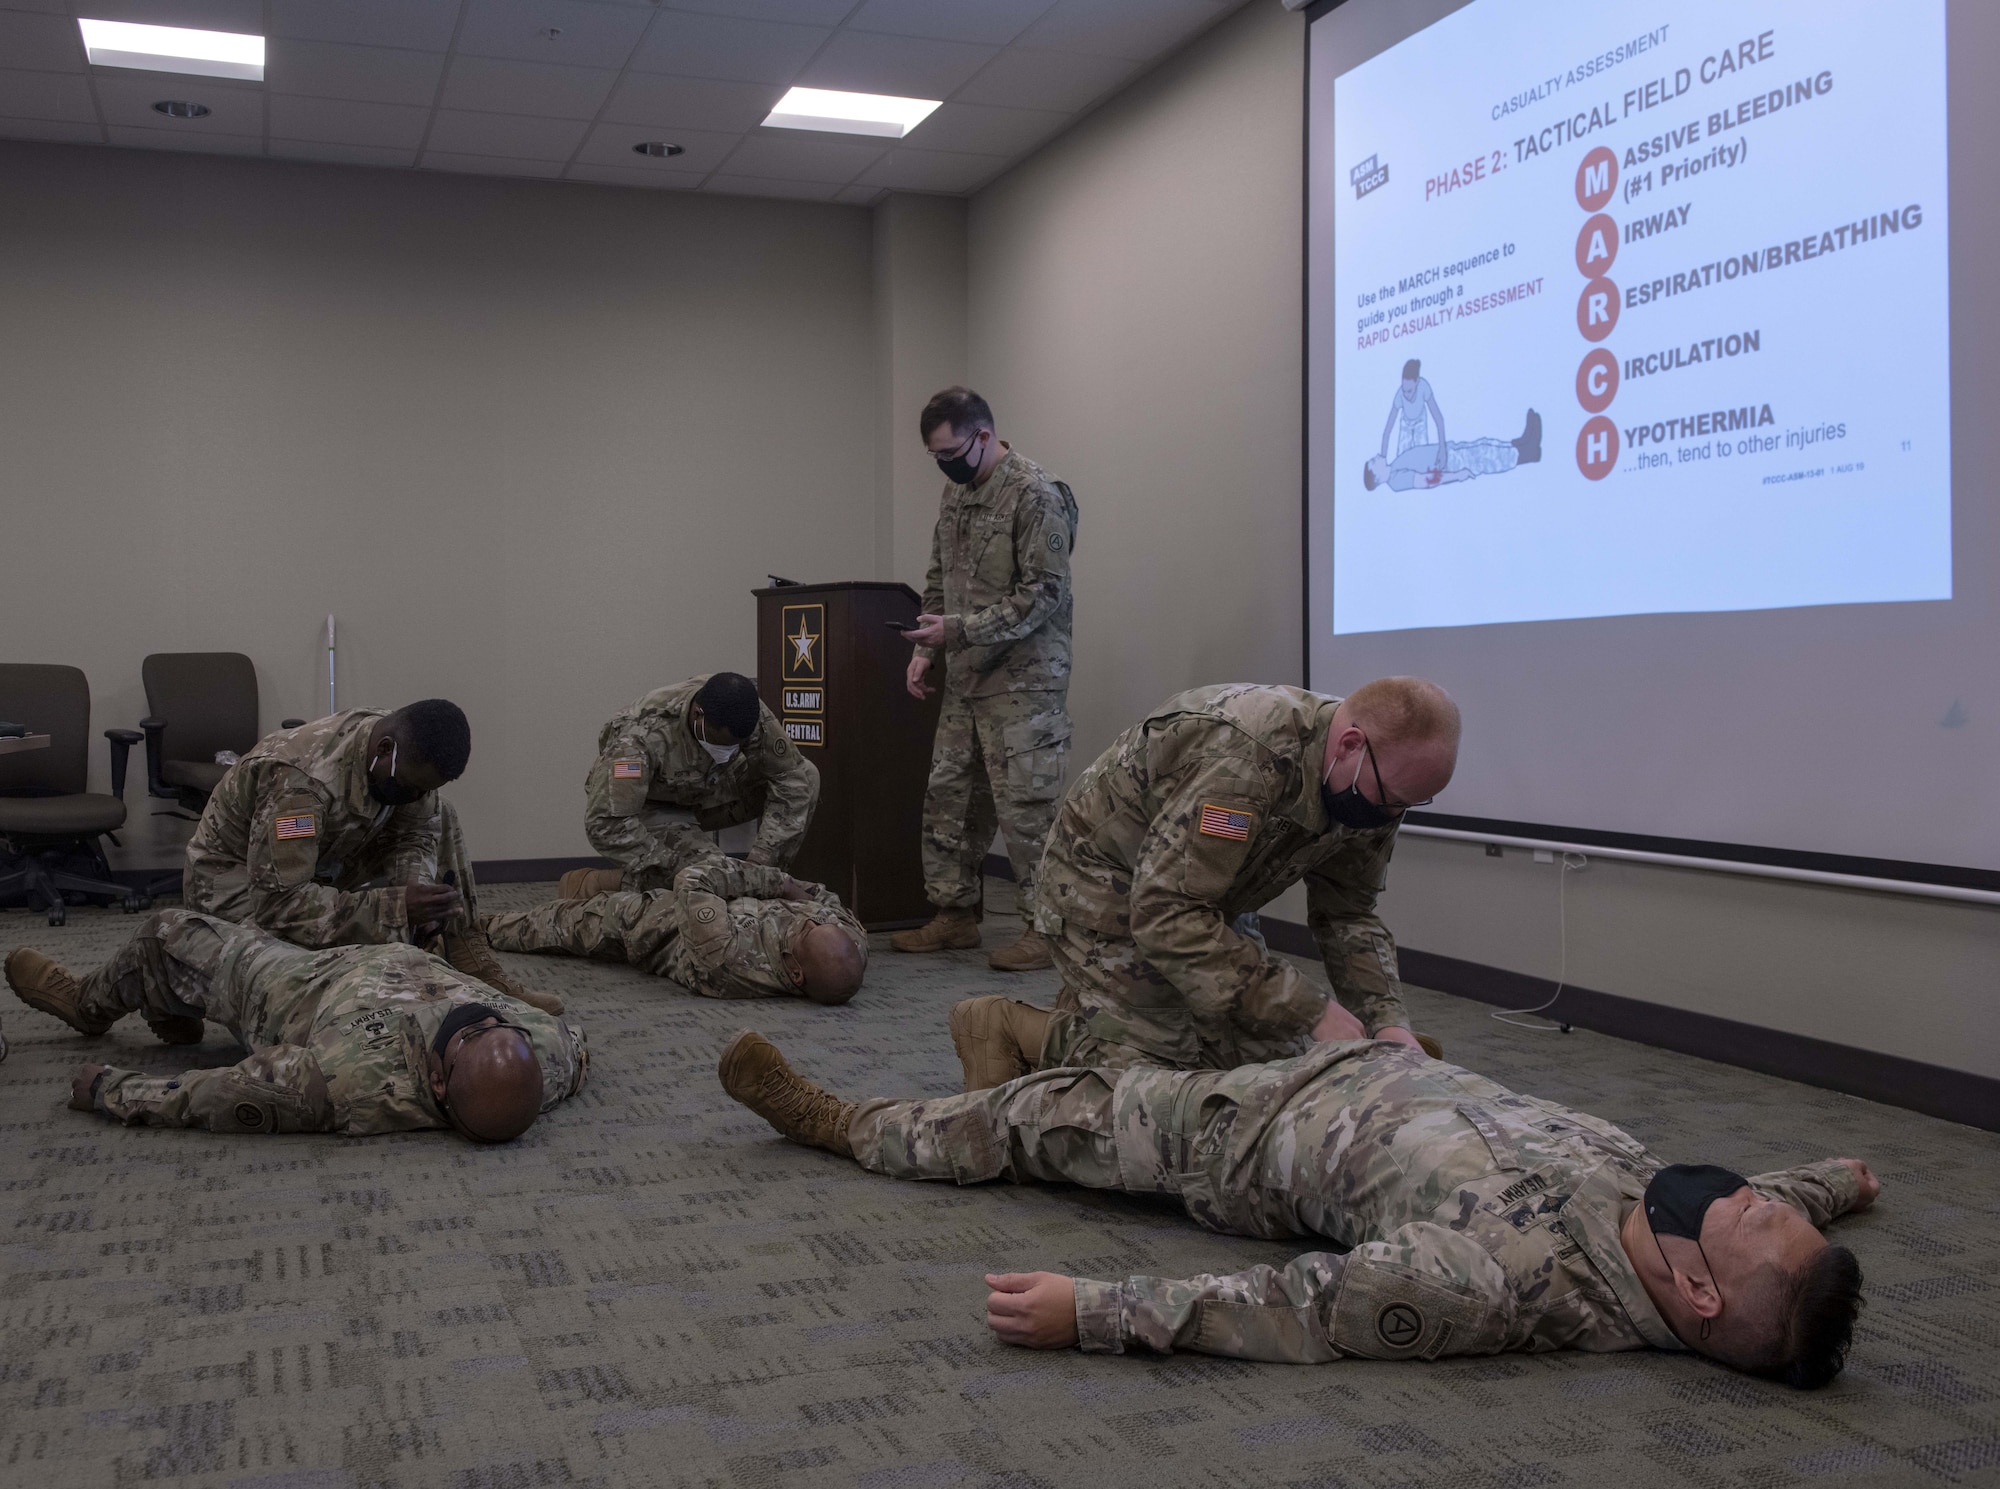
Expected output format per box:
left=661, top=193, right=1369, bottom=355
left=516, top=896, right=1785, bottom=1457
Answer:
left=1329, top=0, right=1949, bottom=635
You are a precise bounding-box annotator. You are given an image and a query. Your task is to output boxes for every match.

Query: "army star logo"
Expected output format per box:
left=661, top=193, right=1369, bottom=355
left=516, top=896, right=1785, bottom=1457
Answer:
left=790, top=618, right=817, bottom=670
left=1376, top=1303, right=1424, bottom=1349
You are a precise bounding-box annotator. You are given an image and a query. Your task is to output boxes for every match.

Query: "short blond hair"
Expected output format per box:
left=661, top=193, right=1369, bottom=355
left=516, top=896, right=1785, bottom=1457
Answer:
left=1343, top=676, right=1460, bottom=752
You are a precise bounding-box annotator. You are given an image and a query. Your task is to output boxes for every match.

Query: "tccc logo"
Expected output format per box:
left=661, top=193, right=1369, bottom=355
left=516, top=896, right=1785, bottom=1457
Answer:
left=1350, top=153, right=1389, bottom=200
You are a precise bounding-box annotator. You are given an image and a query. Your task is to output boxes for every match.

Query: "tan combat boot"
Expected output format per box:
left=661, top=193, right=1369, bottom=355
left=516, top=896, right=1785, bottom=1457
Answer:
left=443, top=926, right=565, bottom=1016
left=1416, top=1032, right=1443, bottom=1060
left=948, top=995, right=1052, bottom=1091
left=889, top=906, right=981, bottom=954
left=557, top=866, right=623, bottom=900
left=717, top=1031, right=856, bottom=1156
left=5, top=948, right=114, bottom=1036
left=987, top=928, right=1053, bottom=972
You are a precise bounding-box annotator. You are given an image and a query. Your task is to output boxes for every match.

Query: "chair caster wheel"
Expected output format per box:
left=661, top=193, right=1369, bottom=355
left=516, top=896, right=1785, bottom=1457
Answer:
left=47, top=905, right=67, bottom=928
left=122, top=894, right=149, bottom=913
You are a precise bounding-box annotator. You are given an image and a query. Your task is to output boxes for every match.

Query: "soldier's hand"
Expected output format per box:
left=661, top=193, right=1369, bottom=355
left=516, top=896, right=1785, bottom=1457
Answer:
left=906, top=613, right=948, bottom=649
left=1310, top=1000, right=1365, bottom=1043
left=984, top=1273, right=1079, bottom=1349
left=70, top=1063, right=109, bottom=1112
left=776, top=877, right=813, bottom=902
left=1374, top=1025, right=1422, bottom=1052
left=905, top=654, right=935, bottom=701
left=403, top=881, right=464, bottom=929
left=744, top=847, right=774, bottom=868
left=1834, top=1158, right=1881, bottom=1209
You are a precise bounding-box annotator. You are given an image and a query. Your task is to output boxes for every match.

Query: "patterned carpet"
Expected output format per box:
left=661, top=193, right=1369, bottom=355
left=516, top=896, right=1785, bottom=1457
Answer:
left=1, top=880, right=1995, bottom=1489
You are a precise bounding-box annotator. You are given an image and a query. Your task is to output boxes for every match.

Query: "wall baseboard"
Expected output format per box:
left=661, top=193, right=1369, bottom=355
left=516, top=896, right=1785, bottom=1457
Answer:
left=985, top=854, right=1999, bottom=1132
left=472, top=857, right=611, bottom=884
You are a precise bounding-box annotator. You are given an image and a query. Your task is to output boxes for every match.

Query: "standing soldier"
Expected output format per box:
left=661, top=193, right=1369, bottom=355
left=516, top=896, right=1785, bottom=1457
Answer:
left=6, top=911, right=587, bottom=1142
left=894, top=387, right=1077, bottom=972
left=182, top=700, right=561, bottom=1015
left=947, top=678, right=1458, bottom=1086
left=482, top=859, right=867, bottom=1006
left=580, top=672, right=819, bottom=896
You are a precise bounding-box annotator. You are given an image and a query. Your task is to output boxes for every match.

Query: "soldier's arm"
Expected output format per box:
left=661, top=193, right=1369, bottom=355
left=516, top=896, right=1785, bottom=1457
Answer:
left=668, top=871, right=774, bottom=999
left=675, top=857, right=794, bottom=901
left=230, top=776, right=413, bottom=947
left=1302, top=837, right=1412, bottom=1036
left=748, top=723, right=820, bottom=864
left=1127, top=763, right=1328, bottom=1054
left=89, top=1046, right=339, bottom=1134
left=946, top=488, right=1072, bottom=650
left=1750, top=1160, right=1869, bottom=1226
left=1072, top=1225, right=1515, bottom=1364
left=916, top=507, right=948, bottom=664
left=583, top=734, right=686, bottom=891
left=368, top=796, right=445, bottom=885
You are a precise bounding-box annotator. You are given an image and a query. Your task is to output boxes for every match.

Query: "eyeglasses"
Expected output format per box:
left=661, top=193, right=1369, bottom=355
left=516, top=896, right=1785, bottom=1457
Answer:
left=929, top=430, right=981, bottom=467
left=1359, top=736, right=1435, bottom=813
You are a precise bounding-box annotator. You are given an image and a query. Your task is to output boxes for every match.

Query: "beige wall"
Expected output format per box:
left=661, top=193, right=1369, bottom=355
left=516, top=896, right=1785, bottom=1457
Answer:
left=0, top=141, right=876, bottom=862
left=959, top=1, right=2000, bottom=1080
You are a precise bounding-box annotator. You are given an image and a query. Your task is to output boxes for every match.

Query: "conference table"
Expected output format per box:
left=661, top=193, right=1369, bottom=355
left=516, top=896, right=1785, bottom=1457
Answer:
left=0, top=735, right=50, bottom=756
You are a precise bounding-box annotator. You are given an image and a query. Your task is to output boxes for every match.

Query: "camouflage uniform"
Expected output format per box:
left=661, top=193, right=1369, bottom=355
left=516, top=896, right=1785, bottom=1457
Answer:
left=482, top=859, right=865, bottom=1001
left=75, top=911, right=588, bottom=1136
left=184, top=710, right=480, bottom=949
left=849, top=1041, right=1866, bottom=1364
left=916, top=446, right=1076, bottom=918
left=1033, top=684, right=1411, bottom=1074
left=584, top=676, right=819, bottom=888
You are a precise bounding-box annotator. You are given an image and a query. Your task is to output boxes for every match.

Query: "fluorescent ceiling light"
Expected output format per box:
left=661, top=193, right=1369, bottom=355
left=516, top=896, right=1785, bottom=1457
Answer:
left=762, top=87, right=940, bottom=139
left=78, top=19, right=265, bottom=82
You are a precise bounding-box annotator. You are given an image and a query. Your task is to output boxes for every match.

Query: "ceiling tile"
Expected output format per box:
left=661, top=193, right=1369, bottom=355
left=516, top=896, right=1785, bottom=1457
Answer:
left=104, top=124, right=262, bottom=156
left=628, top=11, right=830, bottom=86
left=93, top=73, right=264, bottom=132
left=898, top=100, right=1067, bottom=157
left=796, top=30, right=997, bottom=99
left=721, top=129, right=885, bottom=184
left=603, top=72, right=777, bottom=133
left=268, top=95, right=429, bottom=149
left=418, top=149, right=565, bottom=179
left=0, top=11, right=84, bottom=72
left=267, top=40, right=446, bottom=108
left=846, top=0, right=1057, bottom=47
left=851, top=146, right=1007, bottom=194
left=0, top=118, right=104, bottom=144
left=953, top=46, right=1139, bottom=112
left=441, top=56, right=617, bottom=120
left=268, top=0, right=461, bottom=51
left=1015, top=0, right=1232, bottom=60
left=833, top=182, right=883, bottom=206
left=0, top=0, right=72, bottom=13
left=665, top=0, right=854, bottom=23
left=701, top=174, right=841, bottom=202
left=455, top=0, right=652, bottom=70
left=0, top=67, right=96, bottom=123
left=85, top=0, right=263, bottom=33
left=268, top=138, right=420, bottom=169
left=424, top=108, right=590, bottom=161
left=573, top=120, right=742, bottom=173
left=562, top=160, right=707, bottom=191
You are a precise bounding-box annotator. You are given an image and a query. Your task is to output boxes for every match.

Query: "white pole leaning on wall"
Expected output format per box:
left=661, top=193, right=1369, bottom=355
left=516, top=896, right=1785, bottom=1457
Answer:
left=326, top=614, right=337, bottom=715
left=1401, top=825, right=2000, bottom=908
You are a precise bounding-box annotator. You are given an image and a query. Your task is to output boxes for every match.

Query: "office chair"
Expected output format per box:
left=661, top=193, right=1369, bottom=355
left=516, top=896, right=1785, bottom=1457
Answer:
left=0, top=663, right=148, bottom=926
left=138, top=652, right=305, bottom=815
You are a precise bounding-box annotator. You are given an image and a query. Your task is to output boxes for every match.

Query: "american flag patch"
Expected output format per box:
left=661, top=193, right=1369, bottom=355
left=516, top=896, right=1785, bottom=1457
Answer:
left=612, top=759, right=644, bottom=779
left=1197, top=803, right=1252, bottom=841
left=274, top=814, right=316, bottom=841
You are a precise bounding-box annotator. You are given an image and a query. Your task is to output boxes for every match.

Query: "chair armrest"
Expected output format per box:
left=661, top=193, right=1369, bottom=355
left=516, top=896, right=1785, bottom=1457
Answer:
left=105, top=728, right=143, bottom=799
left=139, top=717, right=174, bottom=798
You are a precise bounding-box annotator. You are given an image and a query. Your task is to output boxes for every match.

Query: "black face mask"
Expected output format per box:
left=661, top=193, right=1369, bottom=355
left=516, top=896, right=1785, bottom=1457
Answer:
left=368, top=740, right=425, bottom=808
left=935, top=431, right=984, bottom=485
left=1321, top=776, right=1396, bottom=832
left=1644, top=1163, right=1750, bottom=1241
left=431, top=1002, right=504, bottom=1061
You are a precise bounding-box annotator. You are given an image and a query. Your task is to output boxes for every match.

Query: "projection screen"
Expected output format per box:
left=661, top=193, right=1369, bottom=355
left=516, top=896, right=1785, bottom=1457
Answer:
left=1304, top=0, right=1994, bottom=887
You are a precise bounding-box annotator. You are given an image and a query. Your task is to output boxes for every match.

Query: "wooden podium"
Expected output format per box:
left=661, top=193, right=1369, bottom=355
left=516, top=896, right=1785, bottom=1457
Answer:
left=754, top=581, right=941, bottom=928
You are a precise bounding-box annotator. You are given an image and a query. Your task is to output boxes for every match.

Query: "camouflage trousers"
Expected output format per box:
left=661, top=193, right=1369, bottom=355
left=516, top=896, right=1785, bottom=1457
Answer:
left=80, top=910, right=339, bottom=1131
left=1039, top=920, right=1315, bottom=1074
left=921, top=689, right=1070, bottom=918
left=483, top=891, right=675, bottom=978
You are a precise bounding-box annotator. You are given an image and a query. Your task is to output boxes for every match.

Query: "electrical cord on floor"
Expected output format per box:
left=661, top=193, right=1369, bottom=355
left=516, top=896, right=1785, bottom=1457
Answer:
left=1491, top=851, right=1589, bottom=1032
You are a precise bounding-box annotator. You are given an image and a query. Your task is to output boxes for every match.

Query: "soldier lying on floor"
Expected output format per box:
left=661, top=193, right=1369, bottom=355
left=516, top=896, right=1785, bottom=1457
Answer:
left=718, top=1030, right=1873, bottom=1388
left=481, top=857, right=867, bottom=1005
left=7, top=910, right=586, bottom=1141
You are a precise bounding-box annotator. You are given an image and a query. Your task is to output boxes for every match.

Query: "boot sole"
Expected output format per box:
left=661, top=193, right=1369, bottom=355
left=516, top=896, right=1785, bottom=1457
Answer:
left=889, top=932, right=982, bottom=953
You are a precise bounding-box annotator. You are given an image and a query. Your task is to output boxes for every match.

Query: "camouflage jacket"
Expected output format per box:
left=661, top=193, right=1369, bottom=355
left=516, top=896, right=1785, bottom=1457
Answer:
left=1073, top=1043, right=1865, bottom=1363
left=918, top=446, right=1075, bottom=698
left=97, top=937, right=588, bottom=1137
left=665, top=858, right=865, bottom=999
left=585, top=676, right=819, bottom=886
left=184, top=710, right=440, bottom=947
left=1037, top=685, right=1409, bottom=1058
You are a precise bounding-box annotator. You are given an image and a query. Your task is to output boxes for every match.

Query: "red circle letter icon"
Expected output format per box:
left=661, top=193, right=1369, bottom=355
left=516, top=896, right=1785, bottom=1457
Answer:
left=1576, top=348, right=1619, bottom=413
left=1576, top=147, right=1617, bottom=211
left=1577, top=277, right=1620, bottom=342
left=1576, top=415, right=1620, bottom=480
left=1575, top=213, right=1619, bottom=277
